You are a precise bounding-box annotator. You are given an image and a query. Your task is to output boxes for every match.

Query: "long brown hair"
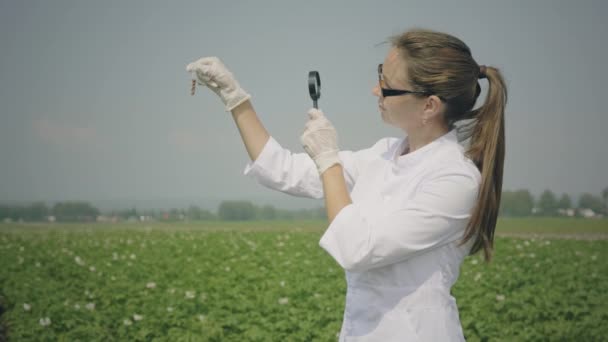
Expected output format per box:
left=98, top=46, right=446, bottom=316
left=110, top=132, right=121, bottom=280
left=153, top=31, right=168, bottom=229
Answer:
left=388, top=28, right=507, bottom=262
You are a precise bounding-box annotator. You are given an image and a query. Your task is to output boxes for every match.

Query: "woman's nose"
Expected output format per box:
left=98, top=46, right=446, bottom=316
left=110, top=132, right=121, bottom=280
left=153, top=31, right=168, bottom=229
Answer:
left=372, top=84, right=381, bottom=97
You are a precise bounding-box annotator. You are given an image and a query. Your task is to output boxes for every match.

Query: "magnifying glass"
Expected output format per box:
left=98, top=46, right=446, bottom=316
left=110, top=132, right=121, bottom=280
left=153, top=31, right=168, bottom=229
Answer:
left=308, top=71, right=321, bottom=109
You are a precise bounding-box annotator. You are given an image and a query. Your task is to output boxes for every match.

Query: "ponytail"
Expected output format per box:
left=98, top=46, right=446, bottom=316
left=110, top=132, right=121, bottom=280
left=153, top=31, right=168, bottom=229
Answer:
left=458, top=66, right=508, bottom=262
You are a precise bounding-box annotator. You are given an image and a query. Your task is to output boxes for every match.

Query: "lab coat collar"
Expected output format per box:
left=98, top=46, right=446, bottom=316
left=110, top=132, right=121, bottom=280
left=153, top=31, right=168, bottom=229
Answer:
left=392, top=128, right=458, bottom=168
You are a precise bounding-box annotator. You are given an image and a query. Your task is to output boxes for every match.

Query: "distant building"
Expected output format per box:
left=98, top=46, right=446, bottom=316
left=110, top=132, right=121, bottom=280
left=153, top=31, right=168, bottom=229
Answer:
left=579, top=208, right=596, bottom=218
left=557, top=208, right=575, bottom=217
left=96, top=215, right=110, bottom=222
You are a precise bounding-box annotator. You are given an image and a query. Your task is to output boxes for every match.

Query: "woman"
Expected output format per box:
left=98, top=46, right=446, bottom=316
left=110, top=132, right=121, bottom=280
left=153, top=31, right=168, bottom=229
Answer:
left=186, top=28, right=506, bottom=341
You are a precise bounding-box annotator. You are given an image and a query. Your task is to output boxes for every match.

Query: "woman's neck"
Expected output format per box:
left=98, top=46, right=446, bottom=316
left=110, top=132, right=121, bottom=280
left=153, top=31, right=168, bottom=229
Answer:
left=402, top=125, right=449, bottom=155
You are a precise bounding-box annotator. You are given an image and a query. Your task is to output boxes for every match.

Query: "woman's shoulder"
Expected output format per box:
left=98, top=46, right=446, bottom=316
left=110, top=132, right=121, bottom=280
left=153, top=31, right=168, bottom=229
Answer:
left=427, top=141, right=482, bottom=184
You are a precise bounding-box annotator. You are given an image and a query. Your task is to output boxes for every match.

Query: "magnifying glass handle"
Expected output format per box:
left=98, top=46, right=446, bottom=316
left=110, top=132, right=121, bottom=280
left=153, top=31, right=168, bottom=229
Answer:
left=308, top=71, right=321, bottom=109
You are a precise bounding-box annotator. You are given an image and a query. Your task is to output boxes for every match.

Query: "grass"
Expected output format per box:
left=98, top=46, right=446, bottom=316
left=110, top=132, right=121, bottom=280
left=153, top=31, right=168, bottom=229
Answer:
left=0, top=217, right=606, bottom=341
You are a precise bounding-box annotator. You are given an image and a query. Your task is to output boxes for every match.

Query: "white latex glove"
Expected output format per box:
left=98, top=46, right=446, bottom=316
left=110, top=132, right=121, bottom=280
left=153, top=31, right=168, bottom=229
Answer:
left=186, top=57, right=251, bottom=112
left=300, top=108, right=342, bottom=174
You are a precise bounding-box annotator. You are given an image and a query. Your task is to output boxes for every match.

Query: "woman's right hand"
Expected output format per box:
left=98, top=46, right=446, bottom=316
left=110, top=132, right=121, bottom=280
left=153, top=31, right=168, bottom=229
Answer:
left=186, top=57, right=251, bottom=112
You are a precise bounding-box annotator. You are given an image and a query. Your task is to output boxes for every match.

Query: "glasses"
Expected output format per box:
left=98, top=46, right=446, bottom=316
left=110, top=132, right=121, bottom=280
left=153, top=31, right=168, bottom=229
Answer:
left=378, top=63, right=434, bottom=98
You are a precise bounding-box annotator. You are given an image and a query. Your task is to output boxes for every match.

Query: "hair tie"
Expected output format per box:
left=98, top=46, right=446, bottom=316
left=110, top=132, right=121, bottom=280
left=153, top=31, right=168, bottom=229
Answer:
left=478, top=65, right=488, bottom=79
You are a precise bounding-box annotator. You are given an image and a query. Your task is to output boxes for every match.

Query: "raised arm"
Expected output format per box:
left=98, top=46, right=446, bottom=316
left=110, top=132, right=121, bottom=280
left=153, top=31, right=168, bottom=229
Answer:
left=186, top=57, right=269, bottom=162
left=230, top=100, right=269, bottom=162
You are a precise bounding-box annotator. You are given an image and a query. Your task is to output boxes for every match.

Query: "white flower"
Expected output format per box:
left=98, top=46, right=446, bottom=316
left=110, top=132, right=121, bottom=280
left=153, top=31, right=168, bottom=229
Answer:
left=470, top=259, right=479, bottom=265
left=198, top=314, right=206, bottom=322
left=74, top=303, right=81, bottom=310
left=185, top=290, right=196, bottom=299
left=75, top=256, right=85, bottom=266
left=545, top=241, right=551, bottom=245
left=225, top=266, right=231, bottom=272
left=89, top=266, right=96, bottom=272
left=86, top=303, right=95, bottom=311
left=23, top=303, right=31, bottom=311
left=496, top=294, right=505, bottom=302
left=474, top=273, right=482, bottom=282
left=280, top=281, right=286, bottom=287
left=146, top=282, right=156, bottom=289
left=278, top=297, right=289, bottom=305
left=123, top=319, right=132, bottom=326
left=167, top=307, right=174, bottom=313
left=130, top=253, right=136, bottom=260
left=39, top=317, right=51, bottom=326
left=133, top=314, right=143, bottom=321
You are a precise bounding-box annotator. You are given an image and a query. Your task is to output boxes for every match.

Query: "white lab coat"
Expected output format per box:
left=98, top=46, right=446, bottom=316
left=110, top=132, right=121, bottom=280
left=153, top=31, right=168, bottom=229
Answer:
left=243, top=128, right=481, bottom=341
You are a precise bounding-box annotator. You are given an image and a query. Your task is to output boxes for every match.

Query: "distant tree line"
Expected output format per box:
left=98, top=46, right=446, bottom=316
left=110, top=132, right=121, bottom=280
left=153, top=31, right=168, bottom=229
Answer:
left=0, top=201, right=100, bottom=222
left=217, top=201, right=326, bottom=221
left=500, top=188, right=607, bottom=217
left=0, top=200, right=326, bottom=223
left=1, top=187, right=606, bottom=223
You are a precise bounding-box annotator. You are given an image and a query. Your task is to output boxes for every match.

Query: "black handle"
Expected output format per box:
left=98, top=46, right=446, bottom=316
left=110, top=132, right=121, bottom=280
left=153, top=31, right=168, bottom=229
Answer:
left=308, top=71, right=321, bottom=109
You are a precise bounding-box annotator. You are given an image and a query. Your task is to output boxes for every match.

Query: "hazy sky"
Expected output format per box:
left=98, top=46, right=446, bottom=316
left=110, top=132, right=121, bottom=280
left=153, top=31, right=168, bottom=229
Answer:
left=1, top=0, right=606, bottom=210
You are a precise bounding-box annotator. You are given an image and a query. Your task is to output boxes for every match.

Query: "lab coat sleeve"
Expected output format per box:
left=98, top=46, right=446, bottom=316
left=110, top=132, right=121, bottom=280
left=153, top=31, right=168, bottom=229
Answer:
left=319, top=166, right=480, bottom=272
left=243, top=136, right=382, bottom=199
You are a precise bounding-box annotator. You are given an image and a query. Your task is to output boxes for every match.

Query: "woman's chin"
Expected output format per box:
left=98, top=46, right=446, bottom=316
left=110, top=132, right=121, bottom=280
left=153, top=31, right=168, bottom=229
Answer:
left=380, top=109, right=389, bottom=123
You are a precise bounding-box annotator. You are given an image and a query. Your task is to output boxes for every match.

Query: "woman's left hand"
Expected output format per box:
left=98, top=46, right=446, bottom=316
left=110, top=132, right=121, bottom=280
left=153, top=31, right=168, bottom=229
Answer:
left=300, top=108, right=342, bottom=174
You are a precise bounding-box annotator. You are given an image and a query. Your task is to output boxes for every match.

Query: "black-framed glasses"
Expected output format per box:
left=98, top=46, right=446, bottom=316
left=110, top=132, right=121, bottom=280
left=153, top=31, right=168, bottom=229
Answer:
left=378, top=63, right=433, bottom=98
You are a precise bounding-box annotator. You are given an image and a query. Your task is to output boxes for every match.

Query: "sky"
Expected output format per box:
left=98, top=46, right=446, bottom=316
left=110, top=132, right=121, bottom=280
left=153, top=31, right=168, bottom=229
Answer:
left=0, top=0, right=606, bottom=211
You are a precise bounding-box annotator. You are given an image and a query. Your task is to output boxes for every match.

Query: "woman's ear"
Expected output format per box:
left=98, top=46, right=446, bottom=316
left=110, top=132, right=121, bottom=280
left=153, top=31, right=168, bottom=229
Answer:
left=423, top=95, right=444, bottom=119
